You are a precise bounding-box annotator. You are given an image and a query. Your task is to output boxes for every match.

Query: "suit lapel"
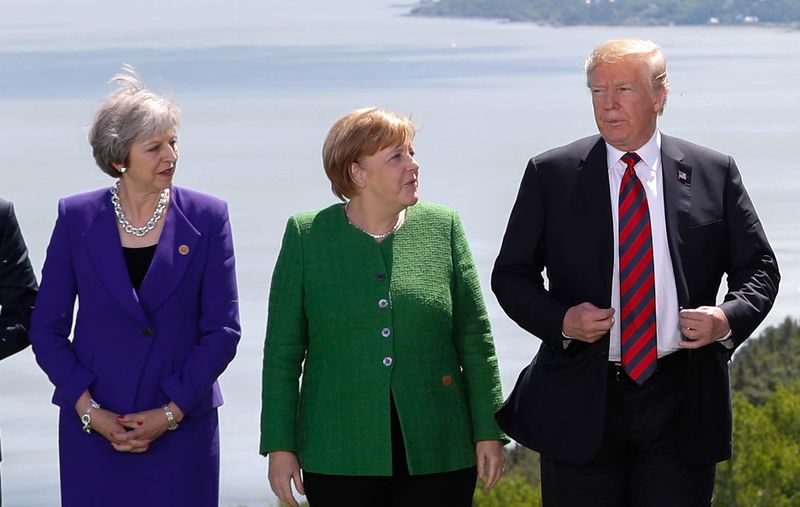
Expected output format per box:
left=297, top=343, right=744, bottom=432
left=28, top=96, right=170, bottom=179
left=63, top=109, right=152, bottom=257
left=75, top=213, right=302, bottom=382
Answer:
left=138, top=188, right=201, bottom=313
left=577, top=137, right=614, bottom=305
left=660, top=135, right=692, bottom=307
left=84, top=197, right=149, bottom=325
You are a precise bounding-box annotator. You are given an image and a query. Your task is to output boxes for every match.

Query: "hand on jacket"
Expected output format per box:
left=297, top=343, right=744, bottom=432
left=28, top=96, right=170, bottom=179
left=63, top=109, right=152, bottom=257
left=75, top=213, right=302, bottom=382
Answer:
left=114, top=402, right=185, bottom=453
left=678, top=306, right=731, bottom=348
left=268, top=450, right=305, bottom=507
left=476, top=440, right=505, bottom=492
left=562, top=302, right=615, bottom=343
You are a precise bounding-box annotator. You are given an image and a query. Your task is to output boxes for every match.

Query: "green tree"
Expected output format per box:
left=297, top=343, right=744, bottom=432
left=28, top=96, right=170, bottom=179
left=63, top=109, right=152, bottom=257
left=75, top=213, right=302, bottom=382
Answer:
left=714, top=382, right=800, bottom=506
left=474, top=474, right=542, bottom=507
left=473, top=444, right=542, bottom=506
left=731, top=317, right=800, bottom=404
left=503, top=444, right=541, bottom=485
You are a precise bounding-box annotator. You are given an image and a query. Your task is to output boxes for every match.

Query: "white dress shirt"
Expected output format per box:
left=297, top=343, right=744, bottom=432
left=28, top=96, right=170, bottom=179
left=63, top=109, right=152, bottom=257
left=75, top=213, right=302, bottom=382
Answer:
left=606, top=130, right=682, bottom=360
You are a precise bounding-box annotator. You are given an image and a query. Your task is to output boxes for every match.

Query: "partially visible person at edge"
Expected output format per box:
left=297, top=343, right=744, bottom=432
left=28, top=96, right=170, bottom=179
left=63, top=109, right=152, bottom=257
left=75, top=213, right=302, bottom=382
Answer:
left=260, top=107, right=507, bottom=507
left=29, top=66, right=240, bottom=507
left=492, top=39, right=779, bottom=506
left=0, top=197, right=38, bottom=507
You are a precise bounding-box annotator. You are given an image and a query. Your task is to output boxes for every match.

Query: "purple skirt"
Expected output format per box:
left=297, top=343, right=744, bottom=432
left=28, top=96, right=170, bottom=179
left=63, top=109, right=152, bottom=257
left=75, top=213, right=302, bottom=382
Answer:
left=57, top=408, right=220, bottom=507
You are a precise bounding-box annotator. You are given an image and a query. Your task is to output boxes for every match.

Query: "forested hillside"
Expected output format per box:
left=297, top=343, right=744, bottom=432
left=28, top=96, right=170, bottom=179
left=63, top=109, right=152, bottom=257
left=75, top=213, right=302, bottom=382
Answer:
left=411, top=0, right=800, bottom=26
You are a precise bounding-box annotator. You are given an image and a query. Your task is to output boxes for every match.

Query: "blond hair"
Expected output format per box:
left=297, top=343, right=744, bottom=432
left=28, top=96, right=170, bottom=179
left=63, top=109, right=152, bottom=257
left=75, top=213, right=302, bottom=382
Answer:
left=585, top=39, right=670, bottom=114
left=322, top=108, right=416, bottom=201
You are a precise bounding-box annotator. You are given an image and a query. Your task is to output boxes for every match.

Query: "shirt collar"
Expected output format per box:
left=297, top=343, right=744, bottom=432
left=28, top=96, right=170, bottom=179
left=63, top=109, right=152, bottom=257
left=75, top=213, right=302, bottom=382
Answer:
left=605, top=130, right=661, bottom=173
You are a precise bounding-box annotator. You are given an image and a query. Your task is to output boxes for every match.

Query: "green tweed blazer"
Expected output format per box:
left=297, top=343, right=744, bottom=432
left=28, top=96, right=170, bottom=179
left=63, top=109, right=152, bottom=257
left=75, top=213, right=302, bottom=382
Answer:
left=260, top=202, right=505, bottom=476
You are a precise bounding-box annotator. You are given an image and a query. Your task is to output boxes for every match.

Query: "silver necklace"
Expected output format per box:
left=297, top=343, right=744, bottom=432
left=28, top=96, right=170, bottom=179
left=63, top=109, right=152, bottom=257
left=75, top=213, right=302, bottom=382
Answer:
left=110, top=181, right=170, bottom=237
left=344, top=202, right=404, bottom=240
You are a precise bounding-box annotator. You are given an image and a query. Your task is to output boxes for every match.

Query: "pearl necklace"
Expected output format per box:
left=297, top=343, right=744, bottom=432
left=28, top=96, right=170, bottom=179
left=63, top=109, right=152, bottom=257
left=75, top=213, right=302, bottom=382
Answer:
left=344, top=202, right=404, bottom=240
left=110, top=181, right=170, bottom=237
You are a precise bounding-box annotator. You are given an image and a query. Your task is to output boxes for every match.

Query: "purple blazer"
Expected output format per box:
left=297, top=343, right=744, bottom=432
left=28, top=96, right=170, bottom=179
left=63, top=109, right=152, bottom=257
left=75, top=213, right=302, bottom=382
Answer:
left=30, top=186, right=240, bottom=507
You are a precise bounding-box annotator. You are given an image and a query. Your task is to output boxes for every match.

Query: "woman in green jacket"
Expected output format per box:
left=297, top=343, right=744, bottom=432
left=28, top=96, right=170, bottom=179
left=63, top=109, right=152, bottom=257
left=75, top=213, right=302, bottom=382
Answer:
left=260, top=108, right=506, bottom=506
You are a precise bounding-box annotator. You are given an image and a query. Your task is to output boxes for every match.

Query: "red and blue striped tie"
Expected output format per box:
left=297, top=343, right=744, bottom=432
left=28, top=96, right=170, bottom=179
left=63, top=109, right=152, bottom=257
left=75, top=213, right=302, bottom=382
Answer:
left=619, top=152, right=657, bottom=384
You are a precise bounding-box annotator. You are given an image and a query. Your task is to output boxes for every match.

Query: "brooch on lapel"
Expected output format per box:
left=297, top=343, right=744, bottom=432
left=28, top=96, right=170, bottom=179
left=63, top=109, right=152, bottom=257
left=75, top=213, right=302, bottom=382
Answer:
left=178, top=244, right=190, bottom=255
left=678, top=169, right=690, bottom=185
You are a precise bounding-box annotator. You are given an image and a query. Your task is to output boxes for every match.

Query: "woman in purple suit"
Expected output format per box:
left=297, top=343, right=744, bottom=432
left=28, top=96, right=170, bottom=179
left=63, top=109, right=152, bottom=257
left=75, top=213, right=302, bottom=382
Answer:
left=29, top=66, right=240, bottom=507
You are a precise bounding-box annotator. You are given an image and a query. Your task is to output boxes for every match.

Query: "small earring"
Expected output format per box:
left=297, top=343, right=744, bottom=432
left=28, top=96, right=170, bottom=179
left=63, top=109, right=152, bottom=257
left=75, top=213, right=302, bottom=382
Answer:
left=119, top=167, right=127, bottom=174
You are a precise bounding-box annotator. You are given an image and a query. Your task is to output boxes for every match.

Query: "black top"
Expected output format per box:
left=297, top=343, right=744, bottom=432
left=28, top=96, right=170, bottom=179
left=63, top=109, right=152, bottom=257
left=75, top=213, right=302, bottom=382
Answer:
left=122, top=244, right=157, bottom=291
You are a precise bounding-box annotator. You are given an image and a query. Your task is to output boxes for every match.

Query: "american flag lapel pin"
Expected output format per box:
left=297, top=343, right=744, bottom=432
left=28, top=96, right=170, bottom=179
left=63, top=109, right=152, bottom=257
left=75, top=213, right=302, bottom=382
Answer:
left=678, top=169, right=689, bottom=184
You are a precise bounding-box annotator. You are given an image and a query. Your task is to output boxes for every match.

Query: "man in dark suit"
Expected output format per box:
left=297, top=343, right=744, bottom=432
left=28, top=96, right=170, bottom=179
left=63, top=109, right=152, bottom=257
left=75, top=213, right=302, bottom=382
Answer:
left=0, top=197, right=38, bottom=506
left=492, top=39, right=779, bottom=506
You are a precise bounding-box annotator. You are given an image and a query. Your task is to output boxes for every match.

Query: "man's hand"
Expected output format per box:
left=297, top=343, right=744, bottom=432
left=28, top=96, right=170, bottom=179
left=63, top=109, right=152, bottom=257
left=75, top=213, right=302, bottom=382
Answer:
left=562, top=302, right=615, bottom=343
left=679, top=306, right=730, bottom=349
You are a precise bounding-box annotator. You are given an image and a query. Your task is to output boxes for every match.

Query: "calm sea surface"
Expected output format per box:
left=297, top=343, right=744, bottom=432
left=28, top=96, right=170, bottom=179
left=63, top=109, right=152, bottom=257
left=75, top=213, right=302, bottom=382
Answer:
left=1, top=1, right=798, bottom=505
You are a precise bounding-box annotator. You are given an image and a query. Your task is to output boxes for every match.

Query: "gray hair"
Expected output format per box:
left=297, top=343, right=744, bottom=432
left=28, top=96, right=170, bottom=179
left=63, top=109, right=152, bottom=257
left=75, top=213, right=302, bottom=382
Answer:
left=585, top=39, right=670, bottom=115
left=89, top=64, right=181, bottom=177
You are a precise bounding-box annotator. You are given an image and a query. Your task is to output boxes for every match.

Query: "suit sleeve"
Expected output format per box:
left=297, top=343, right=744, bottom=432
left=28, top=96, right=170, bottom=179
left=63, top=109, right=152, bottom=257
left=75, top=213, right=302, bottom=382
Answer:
left=160, top=203, right=241, bottom=414
left=0, top=202, right=38, bottom=361
left=259, top=217, right=308, bottom=455
left=492, top=159, right=571, bottom=351
left=30, top=200, right=96, bottom=409
left=450, top=211, right=508, bottom=443
left=717, top=157, right=780, bottom=349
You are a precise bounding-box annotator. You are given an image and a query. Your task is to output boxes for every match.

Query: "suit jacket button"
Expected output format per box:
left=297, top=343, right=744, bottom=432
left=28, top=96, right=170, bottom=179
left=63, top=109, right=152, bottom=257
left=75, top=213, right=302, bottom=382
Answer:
left=376, top=273, right=386, bottom=282
left=142, top=328, right=153, bottom=337
left=382, top=357, right=393, bottom=367
left=442, top=375, right=452, bottom=386
left=178, top=244, right=190, bottom=255
left=381, top=328, right=391, bottom=338
left=378, top=299, right=389, bottom=309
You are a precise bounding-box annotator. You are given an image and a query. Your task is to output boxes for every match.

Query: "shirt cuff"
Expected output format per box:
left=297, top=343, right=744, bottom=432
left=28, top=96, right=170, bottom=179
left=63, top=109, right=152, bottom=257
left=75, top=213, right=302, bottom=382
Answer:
left=717, top=328, right=734, bottom=349
left=561, top=331, right=573, bottom=349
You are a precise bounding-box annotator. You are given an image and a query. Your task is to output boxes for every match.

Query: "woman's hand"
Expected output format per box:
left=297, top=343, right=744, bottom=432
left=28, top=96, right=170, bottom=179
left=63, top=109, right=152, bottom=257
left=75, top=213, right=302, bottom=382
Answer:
left=74, top=391, right=128, bottom=447
left=90, top=408, right=130, bottom=446
left=268, top=450, right=305, bottom=507
left=475, top=440, right=505, bottom=492
left=114, top=402, right=184, bottom=453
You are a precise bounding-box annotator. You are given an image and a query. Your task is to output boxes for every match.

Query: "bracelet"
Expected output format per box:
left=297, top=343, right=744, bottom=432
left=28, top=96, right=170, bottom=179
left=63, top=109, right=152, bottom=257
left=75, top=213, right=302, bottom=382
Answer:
left=162, top=404, right=179, bottom=431
left=80, top=398, right=100, bottom=435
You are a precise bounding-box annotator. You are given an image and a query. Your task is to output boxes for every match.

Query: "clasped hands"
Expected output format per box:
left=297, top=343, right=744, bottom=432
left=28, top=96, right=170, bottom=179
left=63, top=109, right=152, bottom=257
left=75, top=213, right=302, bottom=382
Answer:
left=75, top=391, right=184, bottom=453
left=562, top=302, right=730, bottom=346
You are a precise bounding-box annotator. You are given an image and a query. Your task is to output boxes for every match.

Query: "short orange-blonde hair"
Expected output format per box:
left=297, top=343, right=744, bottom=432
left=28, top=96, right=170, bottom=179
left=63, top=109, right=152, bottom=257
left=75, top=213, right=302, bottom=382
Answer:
left=322, top=108, right=416, bottom=201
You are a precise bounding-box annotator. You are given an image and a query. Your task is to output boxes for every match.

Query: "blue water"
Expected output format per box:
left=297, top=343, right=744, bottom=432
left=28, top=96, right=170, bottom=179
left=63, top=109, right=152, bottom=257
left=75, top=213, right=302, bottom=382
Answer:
left=1, top=2, right=798, bottom=505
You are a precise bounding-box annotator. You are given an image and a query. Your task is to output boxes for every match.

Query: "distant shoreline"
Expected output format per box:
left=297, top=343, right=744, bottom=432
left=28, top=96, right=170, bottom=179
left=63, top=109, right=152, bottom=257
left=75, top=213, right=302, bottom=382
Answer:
left=407, top=13, right=800, bottom=31
left=407, top=1, right=800, bottom=29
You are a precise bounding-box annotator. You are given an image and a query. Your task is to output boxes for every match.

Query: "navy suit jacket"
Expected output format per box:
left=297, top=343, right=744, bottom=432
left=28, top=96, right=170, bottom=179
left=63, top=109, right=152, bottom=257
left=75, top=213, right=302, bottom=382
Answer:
left=0, top=199, right=37, bottom=361
left=492, top=134, right=779, bottom=466
left=0, top=198, right=38, bottom=463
